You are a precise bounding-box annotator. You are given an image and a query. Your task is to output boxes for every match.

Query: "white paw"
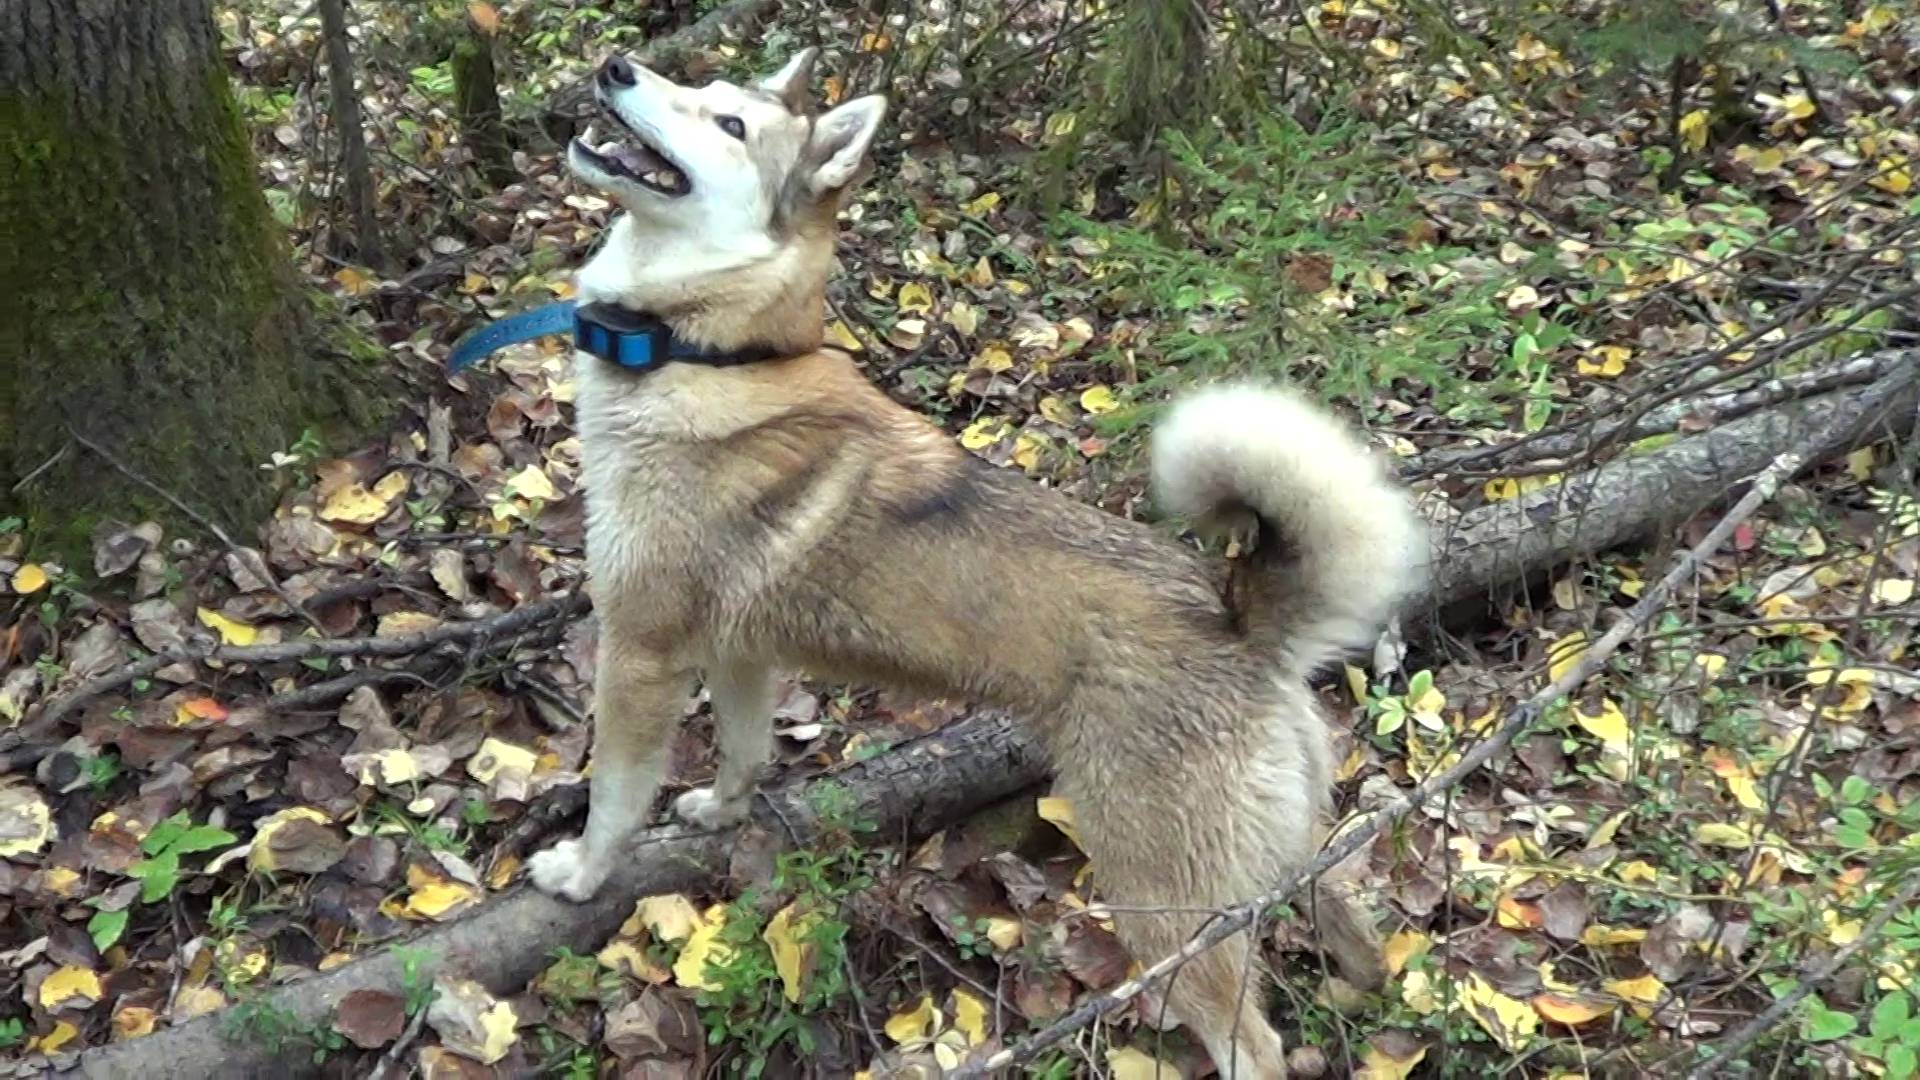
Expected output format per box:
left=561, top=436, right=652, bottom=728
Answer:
left=527, top=838, right=607, bottom=902
left=672, top=787, right=749, bottom=829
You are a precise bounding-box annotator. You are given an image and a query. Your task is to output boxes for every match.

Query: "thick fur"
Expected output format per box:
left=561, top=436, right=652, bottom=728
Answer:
left=527, top=49, right=1425, bottom=1080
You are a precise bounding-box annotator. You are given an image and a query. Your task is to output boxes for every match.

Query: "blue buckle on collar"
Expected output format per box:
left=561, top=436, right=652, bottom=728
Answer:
left=446, top=299, right=779, bottom=373
left=573, top=303, right=672, bottom=370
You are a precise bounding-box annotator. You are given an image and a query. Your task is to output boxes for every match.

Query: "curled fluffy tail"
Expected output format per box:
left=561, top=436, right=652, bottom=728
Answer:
left=1152, top=383, right=1427, bottom=672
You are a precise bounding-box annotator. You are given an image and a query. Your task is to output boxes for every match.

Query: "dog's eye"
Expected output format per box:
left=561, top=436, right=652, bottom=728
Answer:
left=716, top=115, right=746, bottom=140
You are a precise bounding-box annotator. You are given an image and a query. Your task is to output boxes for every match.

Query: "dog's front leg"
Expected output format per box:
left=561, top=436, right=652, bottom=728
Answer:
left=529, top=644, right=688, bottom=902
left=672, top=659, right=776, bottom=829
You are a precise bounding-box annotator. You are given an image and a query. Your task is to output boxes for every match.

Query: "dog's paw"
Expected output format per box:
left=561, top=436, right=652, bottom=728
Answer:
left=528, top=838, right=607, bottom=902
left=672, top=787, right=749, bottom=829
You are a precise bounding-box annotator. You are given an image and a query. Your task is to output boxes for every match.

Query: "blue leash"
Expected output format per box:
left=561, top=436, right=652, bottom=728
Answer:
left=446, top=301, right=780, bottom=374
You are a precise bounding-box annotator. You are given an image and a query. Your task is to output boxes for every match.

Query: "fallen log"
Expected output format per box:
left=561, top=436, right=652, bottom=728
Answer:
left=62, top=367, right=1917, bottom=1077
left=62, top=711, right=1045, bottom=1079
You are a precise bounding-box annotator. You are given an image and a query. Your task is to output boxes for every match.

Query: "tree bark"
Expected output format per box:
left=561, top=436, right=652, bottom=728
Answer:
left=0, top=0, right=380, bottom=555
left=317, top=0, right=386, bottom=268
left=451, top=9, right=514, bottom=187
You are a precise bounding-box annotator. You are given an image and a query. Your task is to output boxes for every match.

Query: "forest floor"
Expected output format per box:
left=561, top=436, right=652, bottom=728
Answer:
left=3, top=0, right=1920, bottom=1077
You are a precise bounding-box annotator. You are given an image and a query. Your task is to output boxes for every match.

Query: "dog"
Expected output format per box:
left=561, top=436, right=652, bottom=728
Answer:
left=525, top=46, right=1426, bottom=1078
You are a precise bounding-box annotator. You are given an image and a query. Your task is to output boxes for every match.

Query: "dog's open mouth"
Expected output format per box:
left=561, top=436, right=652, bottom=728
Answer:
left=573, top=119, right=689, bottom=197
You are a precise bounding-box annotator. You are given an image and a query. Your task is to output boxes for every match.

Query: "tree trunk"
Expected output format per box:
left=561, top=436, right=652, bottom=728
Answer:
left=317, top=0, right=386, bottom=268
left=0, top=0, right=380, bottom=556
left=451, top=9, right=515, bottom=187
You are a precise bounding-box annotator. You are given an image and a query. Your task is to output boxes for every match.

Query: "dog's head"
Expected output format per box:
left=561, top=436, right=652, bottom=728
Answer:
left=570, top=48, right=886, bottom=264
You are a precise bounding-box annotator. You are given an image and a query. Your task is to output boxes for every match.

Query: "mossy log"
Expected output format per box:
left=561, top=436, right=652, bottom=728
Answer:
left=0, top=0, right=381, bottom=558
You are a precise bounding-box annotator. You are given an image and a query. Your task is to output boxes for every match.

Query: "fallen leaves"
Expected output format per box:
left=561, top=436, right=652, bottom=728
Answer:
left=319, top=471, right=409, bottom=525
left=11, top=562, right=49, bottom=594
left=426, top=977, right=517, bottom=1064
left=0, top=781, right=53, bottom=858
left=38, top=965, right=104, bottom=1011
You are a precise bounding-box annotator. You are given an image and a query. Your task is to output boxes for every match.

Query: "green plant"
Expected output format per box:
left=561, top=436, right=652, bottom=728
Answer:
left=0, top=1017, right=25, bottom=1049
left=394, top=945, right=438, bottom=1016
left=1852, top=989, right=1920, bottom=1078
left=130, top=812, right=237, bottom=903
left=223, top=998, right=344, bottom=1063
left=1063, top=113, right=1513, bottom=422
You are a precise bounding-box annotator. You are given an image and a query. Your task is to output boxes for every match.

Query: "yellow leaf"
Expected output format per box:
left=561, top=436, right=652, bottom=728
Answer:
left=1617, top=860, right=1660, bottom=885
left=467, top=737, right=536, bottom=786
left=1781, top=93, right=1817, bottom=121
left=973, top=345, right=1014, bottom=372
left=503, top=465, right=558, bottom=502
left=1036, top=795, right=1084, bottom=850
left=596, top=938, right=671, bottom=983
left=1605, top=973, right=1666, bottom=1007
left=0, top=782, right=54, bottom=858
left=1107, top=1046, right=1178, bottom=1079
left=1848, top=446, right=1877, bottom=480
left=1370, top=37, right=1401, bottom=59
left=1574, top=698, right=1631, bottom=750
left=1460, top=972, right=1539, bottom=1051
left=320, top=471, right=409, bottom=525
left=39, top=965, right=104, bottom=1011
left=1400, top=968, right=1440, bottom=1014
left=1505, top=284, right=1540, bottom=311
left=1581, top=923, right=1648, bottom=947
left=1483, top=472, right=1563, bottom=501
left=1678, top=109, right=1711, bottom=152
left=824, top=319, right=863, bottom=351
left=897, top=282, right=934, bottom=314
left=1012, top=433, right=1044, bottom=473
left=334, top=266, right=375, bottom=295
left=1577, top=345, right=1631, bottom=378
left=402, top=867, right=481, bottom=921
left=1356, top=1039, right=1428, bottom=1079
left=1694, top=822, right=1754, bottom=849
left=764, top=904, right=817, bottom=1004
left=984, top=915, right=1023, bottom=951
left=1874, top=578, right=1914, bottom=604
left=963, top=191, right=1001, bottom=216
left=672, top=905, right=732, bottom=991
left=1533, top=993, right=1616, bottom=1026
left=1869, top=163, right=1911, bottom=195
left=196, top=607, right=258, bottom=646
left=1497, top=894, right=1543, bottom=929
left=958, top=417, right=1009, bottom=451
left=945, top=300, right=980, bottom=336
left=1824, top=909, right=1862, bottom=945
left=1044, top=111, right=1077, bottom=139
left=1079, top=385, right=1120, bottom=414
left=635, top=894, right=703, bottom=942
left=31, top=1020, right=79, bottom=1054
left=1038, top=395, right=1074, bottom=425
left=248, top=806, right=332, bottom=872
left=1547, top=631, right=1588, bottom=684
left=885, top=993, right=940, bottom=1045
left=1384, top=930, right=1431, bottom=976
left=1748, top=146, right=1785, bottom=174
left=11, top=563, right=48, bottom=594
left=951, top=988, right=989, bottom=1046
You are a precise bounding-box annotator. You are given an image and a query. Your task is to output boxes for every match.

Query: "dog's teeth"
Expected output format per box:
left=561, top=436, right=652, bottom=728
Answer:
left=580, top=123, right=598, bottom=143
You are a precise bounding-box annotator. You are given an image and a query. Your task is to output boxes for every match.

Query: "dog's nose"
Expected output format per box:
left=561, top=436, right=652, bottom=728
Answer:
left=599, top=55, right=637, bottom=88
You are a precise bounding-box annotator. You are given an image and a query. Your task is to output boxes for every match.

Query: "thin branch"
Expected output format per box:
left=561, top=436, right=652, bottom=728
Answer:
left=961, top=422, right=1833, bottom=1075
left=1685, top=873, right=1920, bottom=1078
left=65, top=425, right=330, bottom=639
left=11, top=590, right=589, bottom=740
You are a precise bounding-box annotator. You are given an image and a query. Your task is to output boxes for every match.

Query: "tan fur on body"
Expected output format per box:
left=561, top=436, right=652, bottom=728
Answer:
left=528, top=48, right=1425, bottom=1079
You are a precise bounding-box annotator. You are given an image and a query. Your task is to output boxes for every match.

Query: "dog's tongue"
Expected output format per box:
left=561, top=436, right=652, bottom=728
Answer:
left=606, top=142, right=665, bottom=176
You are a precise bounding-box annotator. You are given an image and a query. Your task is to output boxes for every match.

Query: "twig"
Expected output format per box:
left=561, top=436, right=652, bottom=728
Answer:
left=1685, top=873, right=1920, bottom=1079
left=64, top=425, right=331, bottom=639
left=365, top=997, right=433, bottom=1080
left=12, top=590, right=589, bottom=740
left=9, top=440, right=70, bottom=494
left=961, top=432, right=1826, bottom=1076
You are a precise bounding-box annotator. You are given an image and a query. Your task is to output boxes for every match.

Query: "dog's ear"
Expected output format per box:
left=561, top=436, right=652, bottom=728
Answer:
left=759, top=47, right=819, bottom=115
left=803, top=94, right=887, bottom=197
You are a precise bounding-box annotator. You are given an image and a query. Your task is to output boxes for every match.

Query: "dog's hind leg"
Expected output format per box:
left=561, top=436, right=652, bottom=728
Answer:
left=1057, top=723, right=1307, bottom=1079
left=673, top=659, right=776, bottom=829
left=530, top=641, right=690, bottom=901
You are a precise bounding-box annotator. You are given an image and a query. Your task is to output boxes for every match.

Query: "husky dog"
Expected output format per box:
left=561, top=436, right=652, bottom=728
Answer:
left=527, top=46, right=1425, bottom=1078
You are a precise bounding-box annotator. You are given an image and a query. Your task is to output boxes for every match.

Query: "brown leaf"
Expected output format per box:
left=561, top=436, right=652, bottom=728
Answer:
left=605, top=991, right=703, bottom=1062
left=261, top=817, right=347, bottom=875
left=92, top=521, right=161, bottom=578
left=1056, top=919, right=1130, bottom=989
left=1538, top=882, right=1590, bottom=942
left=334, top=988, right=407, bottom=1049
left=1284, top=253, right=1335, bottom=293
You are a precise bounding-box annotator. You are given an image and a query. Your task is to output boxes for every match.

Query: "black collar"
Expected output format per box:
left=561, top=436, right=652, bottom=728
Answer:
left=573, top=302, right=785, bottom=371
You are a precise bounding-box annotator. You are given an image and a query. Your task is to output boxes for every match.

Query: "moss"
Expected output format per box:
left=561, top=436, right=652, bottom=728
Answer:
left=0, top=47, right=386, bottom=563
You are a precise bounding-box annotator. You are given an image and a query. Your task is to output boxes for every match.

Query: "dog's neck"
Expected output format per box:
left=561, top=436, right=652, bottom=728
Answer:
left=576, top=215, right=831, bottom=359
